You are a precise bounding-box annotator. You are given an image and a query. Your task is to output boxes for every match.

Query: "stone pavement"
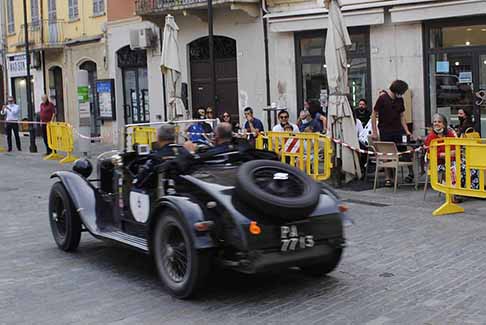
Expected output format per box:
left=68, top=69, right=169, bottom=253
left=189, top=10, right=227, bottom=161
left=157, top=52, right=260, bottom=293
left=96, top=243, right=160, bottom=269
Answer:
left=2, top=137, right=486, bottom=324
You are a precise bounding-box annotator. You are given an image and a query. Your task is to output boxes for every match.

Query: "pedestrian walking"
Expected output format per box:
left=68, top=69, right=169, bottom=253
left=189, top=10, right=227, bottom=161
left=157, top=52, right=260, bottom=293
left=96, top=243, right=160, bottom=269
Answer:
left=39, top=94, right=56, bottom=155
left=0, top=96, right=22, bottom=152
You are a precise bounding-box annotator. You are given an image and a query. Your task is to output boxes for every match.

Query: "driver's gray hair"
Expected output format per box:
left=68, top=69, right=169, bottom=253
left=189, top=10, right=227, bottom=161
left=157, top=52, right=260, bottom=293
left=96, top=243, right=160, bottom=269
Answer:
left=215, top=122, right=233, bottom=141
left=157, top=124, right=175, bottom=141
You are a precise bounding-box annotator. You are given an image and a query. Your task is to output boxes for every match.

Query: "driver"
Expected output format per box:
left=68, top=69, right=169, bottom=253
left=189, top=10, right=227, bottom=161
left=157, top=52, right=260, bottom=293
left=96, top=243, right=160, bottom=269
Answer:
left=134, top=124, right=189, bottom=187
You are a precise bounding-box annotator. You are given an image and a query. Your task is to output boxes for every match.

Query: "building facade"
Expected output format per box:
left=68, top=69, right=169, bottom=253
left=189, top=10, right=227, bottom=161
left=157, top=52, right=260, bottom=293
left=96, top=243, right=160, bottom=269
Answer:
left=135, top=0, right=486, bottom=136
left=106, top=0, right=164, bottom=144
left=3, top=0, right=112, bottom=141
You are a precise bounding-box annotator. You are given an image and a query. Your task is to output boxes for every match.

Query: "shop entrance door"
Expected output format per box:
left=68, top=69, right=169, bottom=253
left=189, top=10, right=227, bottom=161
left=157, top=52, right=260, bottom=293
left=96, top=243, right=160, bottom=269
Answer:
left=429, top=50, right=486, bottom=134
left=122, top=67, right=149, bottom=124
left=79, top=61, right=100, bottom=139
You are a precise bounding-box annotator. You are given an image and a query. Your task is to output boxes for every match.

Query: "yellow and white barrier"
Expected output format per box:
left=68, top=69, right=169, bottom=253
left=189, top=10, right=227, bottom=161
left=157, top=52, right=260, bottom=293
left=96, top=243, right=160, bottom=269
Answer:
left=44, top=122, right=79, bottom=164
left=429, top=137, right=486, bottom=216
left=128, top=126, right=158, bottom=148
left=256, top=132, right=333, bottom=181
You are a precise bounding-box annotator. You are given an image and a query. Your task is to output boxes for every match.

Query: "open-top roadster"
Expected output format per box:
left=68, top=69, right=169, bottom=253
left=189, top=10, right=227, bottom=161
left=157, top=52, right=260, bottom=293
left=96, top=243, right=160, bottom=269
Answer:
left=48, top=134, right=347, bottom=298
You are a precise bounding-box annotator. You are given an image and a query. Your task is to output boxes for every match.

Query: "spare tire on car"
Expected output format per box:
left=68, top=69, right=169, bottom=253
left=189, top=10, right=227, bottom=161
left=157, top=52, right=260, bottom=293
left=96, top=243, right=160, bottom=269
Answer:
left=234, top=160, right=320, bottom=220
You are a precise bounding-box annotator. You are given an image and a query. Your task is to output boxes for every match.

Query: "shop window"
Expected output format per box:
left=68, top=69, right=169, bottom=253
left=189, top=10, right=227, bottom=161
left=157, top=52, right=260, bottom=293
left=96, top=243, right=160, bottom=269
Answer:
left=296, top=28, right=370, bottom=112
left=430, top=24, right=486, bottom=48
left=425, top=18, right=486, bottom=136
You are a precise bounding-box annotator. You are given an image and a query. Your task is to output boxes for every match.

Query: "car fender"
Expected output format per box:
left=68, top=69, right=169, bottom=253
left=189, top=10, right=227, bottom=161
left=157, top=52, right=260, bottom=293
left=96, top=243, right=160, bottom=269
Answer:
left=149, top=196, right=215, bottom=251
left=50, top=171, right=100, bottom=234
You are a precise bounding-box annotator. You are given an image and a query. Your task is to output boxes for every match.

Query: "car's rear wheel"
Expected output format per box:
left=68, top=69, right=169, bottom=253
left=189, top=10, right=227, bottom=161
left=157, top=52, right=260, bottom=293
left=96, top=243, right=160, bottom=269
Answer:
left=300, top=247, right=343, bottom=276
left=235, top=160, right=320, bottom=220
left=153, top=213, right=211, bottom=299
left=48, top=182, right=82, bottom=251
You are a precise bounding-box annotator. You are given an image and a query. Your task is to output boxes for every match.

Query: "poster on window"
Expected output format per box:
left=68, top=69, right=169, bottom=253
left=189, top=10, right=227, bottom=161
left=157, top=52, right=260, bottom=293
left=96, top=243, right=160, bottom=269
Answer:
left=96, top=79, right=116, bottom=120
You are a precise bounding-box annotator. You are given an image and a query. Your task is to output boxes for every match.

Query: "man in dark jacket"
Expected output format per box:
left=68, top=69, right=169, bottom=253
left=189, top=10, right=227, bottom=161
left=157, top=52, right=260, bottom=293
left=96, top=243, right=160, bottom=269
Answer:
left=134, top=124, right=189, bottom=187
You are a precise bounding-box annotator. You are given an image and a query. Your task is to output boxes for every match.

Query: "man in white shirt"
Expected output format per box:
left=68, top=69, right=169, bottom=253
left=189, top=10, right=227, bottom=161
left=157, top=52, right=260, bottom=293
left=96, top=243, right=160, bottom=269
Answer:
left=272, top=110, right=299, bottom=133
left=1, top=96, right=22, bottom=152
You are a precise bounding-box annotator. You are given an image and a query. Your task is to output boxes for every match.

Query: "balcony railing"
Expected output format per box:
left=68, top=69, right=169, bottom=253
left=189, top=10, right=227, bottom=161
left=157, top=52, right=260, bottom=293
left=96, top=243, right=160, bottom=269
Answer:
left=17, top=19, right=64, bottom=48
left=136, top=0, right=209, bottom=14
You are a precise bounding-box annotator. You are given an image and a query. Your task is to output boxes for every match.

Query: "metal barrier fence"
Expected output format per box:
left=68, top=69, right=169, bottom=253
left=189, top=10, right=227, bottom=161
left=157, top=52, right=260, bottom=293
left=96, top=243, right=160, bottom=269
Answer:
left=429, top=137, right=486, bottom=216
left=44, top=122, right=79, bottom=164
left=128, top=126, right=158, bottom=148
left=256, top=132, right=333, bottom=181
left=125, top=120, right=216, bottom=150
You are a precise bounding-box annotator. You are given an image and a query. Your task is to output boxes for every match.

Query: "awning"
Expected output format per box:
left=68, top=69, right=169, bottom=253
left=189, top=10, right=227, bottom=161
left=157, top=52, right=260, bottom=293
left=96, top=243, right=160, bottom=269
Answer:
left=390, top=0, right=486, bottom=23
left=267, top=8, right=384, bottom=33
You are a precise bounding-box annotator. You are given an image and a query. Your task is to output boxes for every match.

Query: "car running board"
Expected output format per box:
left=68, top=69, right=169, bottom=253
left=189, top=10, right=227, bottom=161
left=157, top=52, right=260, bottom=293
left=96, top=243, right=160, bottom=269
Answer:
left=98, top=230, right=149, bottom=252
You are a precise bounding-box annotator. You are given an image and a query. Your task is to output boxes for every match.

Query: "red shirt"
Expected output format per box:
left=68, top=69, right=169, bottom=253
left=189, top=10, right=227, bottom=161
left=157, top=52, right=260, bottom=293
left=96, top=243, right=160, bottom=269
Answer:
left=424, top=129, right=456, bottom=162
left=40, top=102, right=56, bottom=122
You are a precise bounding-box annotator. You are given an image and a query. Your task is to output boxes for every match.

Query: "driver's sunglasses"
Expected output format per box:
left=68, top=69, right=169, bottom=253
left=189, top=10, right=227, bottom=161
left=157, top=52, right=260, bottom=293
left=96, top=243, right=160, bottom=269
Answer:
left=223, top=114, right=230, bottom=118
left=279, top=115, right=289, bottom=119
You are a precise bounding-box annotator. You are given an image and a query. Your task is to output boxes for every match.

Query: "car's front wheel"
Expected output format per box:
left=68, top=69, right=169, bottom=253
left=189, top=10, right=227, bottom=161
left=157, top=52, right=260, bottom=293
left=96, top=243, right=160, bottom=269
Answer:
left=300, top=247, right=343, bottom=276
left=153, top=212, right=211, bottom=299
left=48, top=182, right=82, bottom=251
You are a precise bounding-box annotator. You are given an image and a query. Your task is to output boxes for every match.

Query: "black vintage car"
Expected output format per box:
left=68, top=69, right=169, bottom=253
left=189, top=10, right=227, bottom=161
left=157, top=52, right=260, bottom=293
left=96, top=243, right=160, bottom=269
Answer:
left=48, top=141, right=347, bottom=298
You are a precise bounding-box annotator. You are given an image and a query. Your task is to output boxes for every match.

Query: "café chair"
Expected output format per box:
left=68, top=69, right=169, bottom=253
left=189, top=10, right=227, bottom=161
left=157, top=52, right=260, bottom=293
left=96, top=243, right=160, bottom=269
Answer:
left=373, top=141, right=415, bottom=193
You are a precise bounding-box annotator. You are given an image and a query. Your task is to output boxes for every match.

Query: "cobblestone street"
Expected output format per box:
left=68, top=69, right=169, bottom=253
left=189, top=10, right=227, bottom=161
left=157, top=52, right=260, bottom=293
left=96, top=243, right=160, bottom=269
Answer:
left=2, top=149, right=486, bottom=324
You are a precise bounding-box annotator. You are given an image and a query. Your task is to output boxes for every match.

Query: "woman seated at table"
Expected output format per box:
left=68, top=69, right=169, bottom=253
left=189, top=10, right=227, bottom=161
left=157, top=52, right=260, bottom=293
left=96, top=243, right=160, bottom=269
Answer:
left=425, top=113, right=479, bottom=194
left=424, top=113, right=457, bottom=173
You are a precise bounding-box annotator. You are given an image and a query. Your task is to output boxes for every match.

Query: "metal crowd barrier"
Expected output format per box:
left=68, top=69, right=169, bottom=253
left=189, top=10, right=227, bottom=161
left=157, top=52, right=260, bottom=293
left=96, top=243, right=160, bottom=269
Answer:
left=128, top=126, right=158, bottom=148
left=44, top=122, right=79, bottom=164
left=429, top=137, right=486, bottom=216
left=256, top=131, right=333, bottom=181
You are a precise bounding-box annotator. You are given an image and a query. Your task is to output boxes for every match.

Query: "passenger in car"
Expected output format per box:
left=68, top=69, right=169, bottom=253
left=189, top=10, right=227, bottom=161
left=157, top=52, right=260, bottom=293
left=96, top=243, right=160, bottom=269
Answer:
left=184, top=122, right=236, bottom=156
left=134, top=124, right=189, bottom=187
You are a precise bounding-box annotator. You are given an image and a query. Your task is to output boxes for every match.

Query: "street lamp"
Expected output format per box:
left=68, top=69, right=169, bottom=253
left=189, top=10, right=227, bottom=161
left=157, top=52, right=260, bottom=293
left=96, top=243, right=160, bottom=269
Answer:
left=22, top=0, right=37, bottom=152
left=207, top=0, right=217, bottom=113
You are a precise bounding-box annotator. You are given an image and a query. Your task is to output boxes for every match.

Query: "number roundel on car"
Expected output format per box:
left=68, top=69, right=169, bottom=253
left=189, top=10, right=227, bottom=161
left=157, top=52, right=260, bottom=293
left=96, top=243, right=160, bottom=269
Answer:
left=129, top=191, right=150, bottom=223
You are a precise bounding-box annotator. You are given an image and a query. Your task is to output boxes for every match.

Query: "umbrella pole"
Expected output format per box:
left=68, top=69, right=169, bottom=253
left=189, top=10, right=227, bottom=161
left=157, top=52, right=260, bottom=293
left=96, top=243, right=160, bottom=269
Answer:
left=162, top=73, right=168, bottom=121
left=331, top=142, right=343, bottom=187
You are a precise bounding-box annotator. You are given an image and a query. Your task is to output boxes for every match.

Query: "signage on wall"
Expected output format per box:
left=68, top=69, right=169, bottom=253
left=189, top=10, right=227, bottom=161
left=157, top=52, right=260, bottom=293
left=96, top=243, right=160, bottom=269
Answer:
left=96, top=79, right=116, bottom=121
left=436, top=61, right=449, bottom=73
left=458, top=72, right=472, bottom=84
left=8, top=55, right=27, bottom=77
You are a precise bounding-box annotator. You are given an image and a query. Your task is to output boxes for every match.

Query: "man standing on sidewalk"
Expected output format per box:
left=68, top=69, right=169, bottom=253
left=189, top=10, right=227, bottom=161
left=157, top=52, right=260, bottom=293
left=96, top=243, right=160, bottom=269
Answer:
left=39, top=95, right=56, bottom=155
left=0, top=96, right=21, bottom=152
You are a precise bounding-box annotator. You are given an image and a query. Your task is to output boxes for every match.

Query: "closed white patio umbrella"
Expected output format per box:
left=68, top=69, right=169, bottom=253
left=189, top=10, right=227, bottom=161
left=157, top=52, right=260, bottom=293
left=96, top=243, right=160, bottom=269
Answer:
left=325, top=0, right=361, bottom=181
left=161, top=14, right=188, bottom=120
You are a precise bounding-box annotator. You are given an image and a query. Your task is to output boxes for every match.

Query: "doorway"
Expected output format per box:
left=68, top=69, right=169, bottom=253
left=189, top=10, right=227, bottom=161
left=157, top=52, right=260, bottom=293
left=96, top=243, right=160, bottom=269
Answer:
left=79, top=61, right=100, bottom=138
left=48, top=66, right=64, bottom=121
left=189, top=36, right=238, bottom=119
left=117, top=46, right=149, bottom=124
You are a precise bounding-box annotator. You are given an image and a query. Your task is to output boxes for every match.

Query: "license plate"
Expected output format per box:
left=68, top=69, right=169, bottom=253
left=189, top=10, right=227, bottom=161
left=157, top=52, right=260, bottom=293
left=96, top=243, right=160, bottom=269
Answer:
left=280, top=225, right=314, bottom=252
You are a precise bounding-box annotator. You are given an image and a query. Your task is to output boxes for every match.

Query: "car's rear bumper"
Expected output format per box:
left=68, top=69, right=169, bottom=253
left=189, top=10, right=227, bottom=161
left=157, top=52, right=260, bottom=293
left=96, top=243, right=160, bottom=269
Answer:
left=223, top=238, right=345, bottom=274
